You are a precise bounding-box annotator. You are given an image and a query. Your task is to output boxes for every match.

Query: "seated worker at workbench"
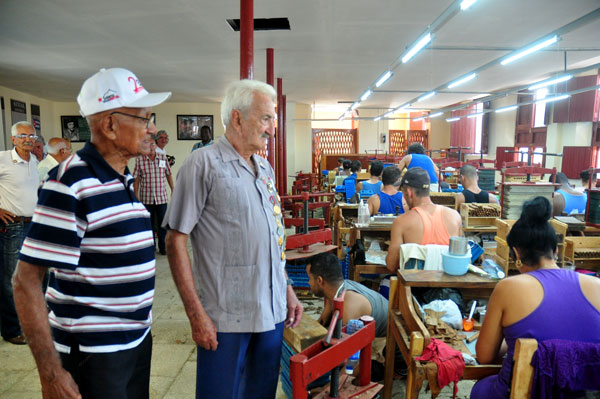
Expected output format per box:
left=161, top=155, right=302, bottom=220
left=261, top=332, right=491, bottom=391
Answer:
left=551, top=172, right=587, bottom=216
left=578, top=169, right=597, bottom=192
left=456, top=164, right=499, bottom=207
left=345, top=159, right=362, bottom=181
left=471, top=196, right=600, bottom=399
left=339, top=159, right=352, bottom=177
left=306, top=252, right=388, bottom=338
left=385, top=167, right=462, bottom=272
left=397, top=142, right=440, bottom=192
left=356, top=160, right=384, bottom=194
left=367, top=166, right=407, bottom=215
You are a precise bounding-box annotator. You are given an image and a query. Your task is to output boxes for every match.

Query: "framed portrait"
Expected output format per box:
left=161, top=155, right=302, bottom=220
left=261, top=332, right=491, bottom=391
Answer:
left=177, top=115, right=213, bottom=141
left=61, top=115, right=91, bottom=142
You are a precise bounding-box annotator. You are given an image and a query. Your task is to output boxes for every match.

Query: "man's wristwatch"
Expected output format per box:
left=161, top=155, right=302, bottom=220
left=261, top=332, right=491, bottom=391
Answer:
left=286, top=277, right=294, bottom=286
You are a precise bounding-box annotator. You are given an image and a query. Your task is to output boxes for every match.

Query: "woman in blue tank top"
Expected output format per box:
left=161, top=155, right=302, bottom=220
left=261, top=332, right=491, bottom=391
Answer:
left=398, top=143, right=439, bottom=186
left=471, top=197, right=600, bottom=398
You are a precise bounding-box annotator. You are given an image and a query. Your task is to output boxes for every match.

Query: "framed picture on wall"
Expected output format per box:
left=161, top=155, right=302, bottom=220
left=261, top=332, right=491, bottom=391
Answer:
left=61, top=115, right=91, bottom=142
left=176, top=115, right=213, bottom=141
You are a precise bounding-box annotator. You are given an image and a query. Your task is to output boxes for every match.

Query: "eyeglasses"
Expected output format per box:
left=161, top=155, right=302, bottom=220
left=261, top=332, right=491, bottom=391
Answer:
left=110, top=112, right=155, bottom=129
left=14, top=134, right=39, bottom=140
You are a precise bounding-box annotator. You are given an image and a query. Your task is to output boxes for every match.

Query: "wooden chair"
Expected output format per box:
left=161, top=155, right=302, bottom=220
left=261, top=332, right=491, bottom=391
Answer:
left=510, top=338, right=600, bottom=399
left=510, top=338, right=538, bottom=399
left=383, top=275, right=501, bottom=399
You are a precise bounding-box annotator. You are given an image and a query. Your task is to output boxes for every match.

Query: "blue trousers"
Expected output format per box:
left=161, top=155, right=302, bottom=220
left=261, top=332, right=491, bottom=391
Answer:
left=195, top=322, right=284, bottom=399
left=0, top=221, right=29, bottom=339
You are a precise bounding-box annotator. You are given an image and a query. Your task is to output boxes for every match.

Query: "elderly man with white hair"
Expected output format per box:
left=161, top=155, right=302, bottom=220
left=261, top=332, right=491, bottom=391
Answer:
left=37, top=137, right=72, bottom=182
left=164, top=79, right=303, bottom=399
left=0, top=121, right=39, bottom=346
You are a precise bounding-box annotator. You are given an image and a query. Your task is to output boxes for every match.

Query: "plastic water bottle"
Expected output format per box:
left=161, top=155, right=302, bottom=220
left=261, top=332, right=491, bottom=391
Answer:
left=358, top=200, right=370, bottom=226
left=345, top=351, right=360, bottom=375
left=345, top=319, right=365, bottom=374
left=346, top=319, right=364, bottom=334
left=481, top=258, right=506, bottom=279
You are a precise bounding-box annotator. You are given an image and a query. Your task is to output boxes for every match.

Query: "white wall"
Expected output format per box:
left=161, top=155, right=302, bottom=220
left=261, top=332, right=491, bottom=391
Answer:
left=546, top=121, right=593, bottom=170
left=145, top=101, right=224, bottom=178
left=429, top=113, right=451, bottom=151
left=0, top=85, right=57, bottom=151
left=286, top=102, right=312, bottom=190
left=357, top=109, right=385, bottom=154
left=487, top=95, right=518, bottom=160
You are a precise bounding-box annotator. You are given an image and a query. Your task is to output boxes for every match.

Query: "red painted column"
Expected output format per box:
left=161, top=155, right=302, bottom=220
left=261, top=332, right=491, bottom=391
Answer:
left=266, top=48, right=275, bottom=168
left=277, top=78, right=283, bottom=192
left=282, top=94, right=288, bottom=194
left=240, top=0, right=253, bottom=79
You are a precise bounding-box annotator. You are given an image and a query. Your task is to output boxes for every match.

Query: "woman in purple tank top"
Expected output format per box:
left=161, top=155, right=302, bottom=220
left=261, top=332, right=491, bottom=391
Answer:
left=471, top=197, right=600, bottom=398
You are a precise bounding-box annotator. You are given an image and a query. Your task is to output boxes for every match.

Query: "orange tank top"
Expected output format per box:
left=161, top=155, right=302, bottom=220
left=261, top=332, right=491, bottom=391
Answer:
left=414, top=205, right=451, bottom=245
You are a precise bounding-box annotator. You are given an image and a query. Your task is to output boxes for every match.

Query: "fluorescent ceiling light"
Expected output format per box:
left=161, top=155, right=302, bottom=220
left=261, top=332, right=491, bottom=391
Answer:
left=383, top=110, right=394, bottom=118
left=495, top=105, right=518, bottom=113
left=417, top=91, right=436, bottom=102
left=402, top=33, right=432, bottom=64
left=395, top=103, right=411, bottom=112
left=528, top=74, right=573, bottom=90
left=535, top=94, right=570, bottom=105
left=460, top=0, right=478, bottom=10
left=447, top=72, right=477, bottom=89
left=500, top=35, right=558, bottom=65
left=429, top=112, right=443, bottom=118
left=311, top=104, right=348, bottom=112
left=339, top=111, right=351, bottom=121
left=375, top=71, right=393, bottom=87
left=350, top=102, right=360, bottom=110
left=360, top=90, right=373, bottom=101
left=413, top=116, right=426, bottom=122
left=374, top=116, right=382, bottom=121
left=467, top=112, right=484, bottom=118
left=446, top=117, right=461, bottom=122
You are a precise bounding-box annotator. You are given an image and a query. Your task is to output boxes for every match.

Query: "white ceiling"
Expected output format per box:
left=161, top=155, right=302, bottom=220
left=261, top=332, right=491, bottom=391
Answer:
left=0, top=0, right=599, bottom=113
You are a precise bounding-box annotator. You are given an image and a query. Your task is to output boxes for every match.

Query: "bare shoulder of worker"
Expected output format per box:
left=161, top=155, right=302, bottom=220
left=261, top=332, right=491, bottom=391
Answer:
left=390, top=211, right=417, bottom=246
left=398, top=155, right=411, bottom=170
left=443, top=206, right=463, bottom=235
left=367, top=194, right=379, bottom=215
left=488, top=193, right=499, bottom=204
left=343, top=291, right=372, bottom=323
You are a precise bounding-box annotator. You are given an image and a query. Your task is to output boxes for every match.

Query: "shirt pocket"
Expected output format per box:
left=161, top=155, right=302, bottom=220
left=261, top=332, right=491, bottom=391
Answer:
left=211, top=177, right=245, bottom=223
left=220, top=264, right=257, bottom=315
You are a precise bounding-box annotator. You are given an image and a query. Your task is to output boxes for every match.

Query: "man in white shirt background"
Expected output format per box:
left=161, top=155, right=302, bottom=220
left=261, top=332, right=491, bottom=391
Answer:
left=0, top=121, right=39, bottom=345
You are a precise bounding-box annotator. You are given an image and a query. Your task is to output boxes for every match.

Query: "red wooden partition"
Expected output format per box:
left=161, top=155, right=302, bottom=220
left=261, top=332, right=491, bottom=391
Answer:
left=312, top=129, right=358, bottom=173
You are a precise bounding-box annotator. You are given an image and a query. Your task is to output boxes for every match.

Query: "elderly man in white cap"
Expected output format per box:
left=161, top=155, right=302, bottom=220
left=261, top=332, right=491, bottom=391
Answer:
left=13, top=68, right=170, bottom=399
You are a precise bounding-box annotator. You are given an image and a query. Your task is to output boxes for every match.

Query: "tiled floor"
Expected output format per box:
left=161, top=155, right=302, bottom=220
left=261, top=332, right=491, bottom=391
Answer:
left=0, top=254, right=473, bottom=399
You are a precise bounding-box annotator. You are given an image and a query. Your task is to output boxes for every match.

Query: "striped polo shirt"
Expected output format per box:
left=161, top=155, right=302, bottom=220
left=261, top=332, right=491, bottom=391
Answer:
left=19, top=142, right=155, bottom=354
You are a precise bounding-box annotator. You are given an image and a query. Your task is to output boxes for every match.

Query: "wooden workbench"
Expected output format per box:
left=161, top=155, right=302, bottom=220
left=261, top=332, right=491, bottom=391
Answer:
left=383, top=271, right=500, bottom=399
left=350, top=222, right=393, bottom=281
left=285, top=243, right=337, bottom=261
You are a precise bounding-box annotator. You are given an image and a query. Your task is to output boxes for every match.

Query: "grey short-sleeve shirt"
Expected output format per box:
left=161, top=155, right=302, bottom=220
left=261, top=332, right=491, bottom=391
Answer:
left=163, top=137, right=287, bottom=333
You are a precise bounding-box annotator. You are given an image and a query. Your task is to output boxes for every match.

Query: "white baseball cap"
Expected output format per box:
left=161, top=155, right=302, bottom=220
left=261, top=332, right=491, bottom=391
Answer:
left=77, top=68, right=171, bottom=117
